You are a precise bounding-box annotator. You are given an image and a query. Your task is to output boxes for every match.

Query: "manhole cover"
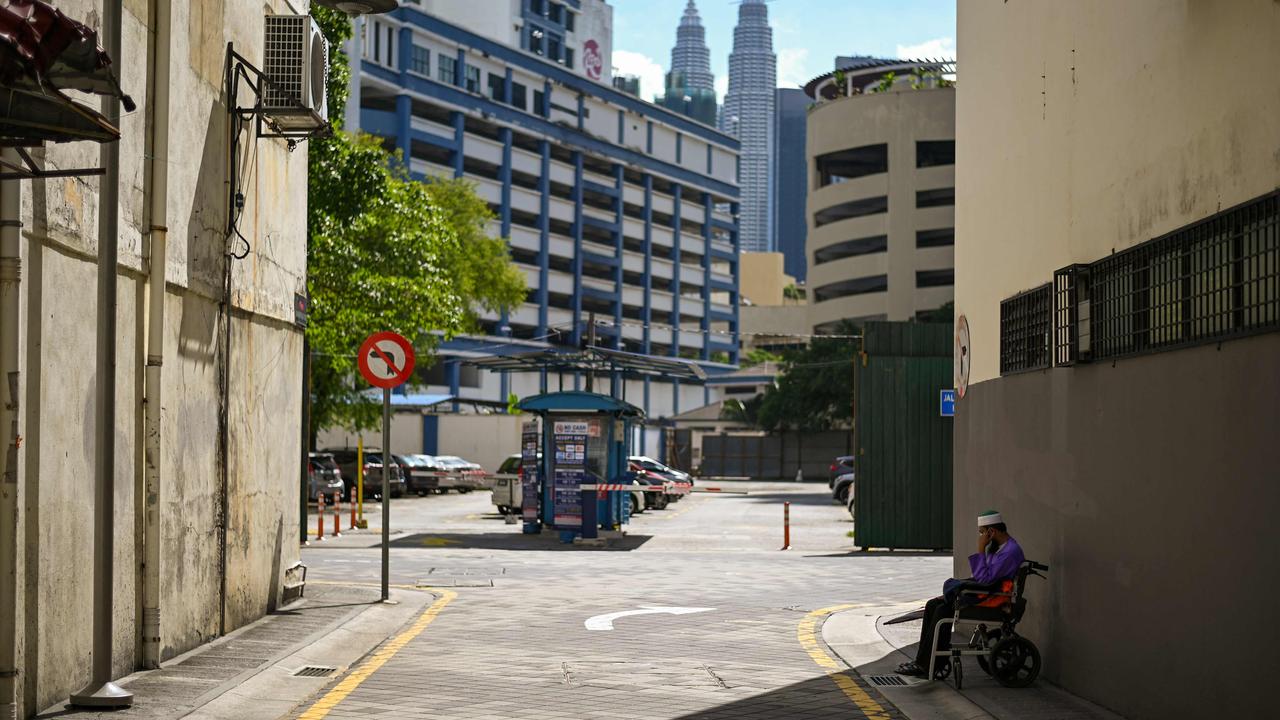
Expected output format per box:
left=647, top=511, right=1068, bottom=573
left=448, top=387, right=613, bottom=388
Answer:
left=292, top=666, right=337, bottom=678
left=865, top=675, right=921, bottom=687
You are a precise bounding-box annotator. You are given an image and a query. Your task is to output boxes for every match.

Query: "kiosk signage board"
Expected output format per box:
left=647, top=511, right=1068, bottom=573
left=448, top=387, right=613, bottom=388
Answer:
left=552, top=420, right=590, bottom=526
left=521, top=421, right=540, bottom=522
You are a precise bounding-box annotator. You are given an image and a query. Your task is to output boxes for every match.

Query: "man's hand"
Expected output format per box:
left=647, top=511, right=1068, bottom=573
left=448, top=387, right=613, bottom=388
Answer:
left=976, top=529, right=989, bottom=556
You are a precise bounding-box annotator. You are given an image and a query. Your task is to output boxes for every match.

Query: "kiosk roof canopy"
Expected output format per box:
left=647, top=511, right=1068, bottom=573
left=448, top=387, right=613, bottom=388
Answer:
left=465, top=346, right=710, bottom=381
left=517, top=391, right=643, bottom=417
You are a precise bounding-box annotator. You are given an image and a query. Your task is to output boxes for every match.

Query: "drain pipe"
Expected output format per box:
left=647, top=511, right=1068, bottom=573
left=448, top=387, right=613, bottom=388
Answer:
left=0, top=146, right=23, bottom=720
left=70, top=0, right=132, bottom=707
left=141, top=0, right=171, bottom=670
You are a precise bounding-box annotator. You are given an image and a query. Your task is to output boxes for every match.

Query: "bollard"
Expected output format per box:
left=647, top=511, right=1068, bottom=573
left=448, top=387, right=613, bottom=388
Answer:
left=331, top=491, right=342, bottom=537
left=781, top=501, right=791, bottom=550
left=315, top=492, right=325, bottom=541
left=350, top=488, right=357, bottom=529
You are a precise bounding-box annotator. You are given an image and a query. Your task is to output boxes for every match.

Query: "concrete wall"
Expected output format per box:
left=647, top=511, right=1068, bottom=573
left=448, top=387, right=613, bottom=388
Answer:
left=954, top=1, right=1280, bottom=717
left=953, top=333, right=1280, bottom=718
left=8, top=0, right=306, bottom=714
left=738, top=252, right=793, bottom=306
left=805, top=86, right=954, bottom=331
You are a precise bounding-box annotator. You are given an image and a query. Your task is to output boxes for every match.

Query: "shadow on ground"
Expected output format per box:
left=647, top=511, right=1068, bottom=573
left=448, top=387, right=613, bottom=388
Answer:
left=671, top=672, right=906, bottom=720
left=389, top=532, right=654, bottom=551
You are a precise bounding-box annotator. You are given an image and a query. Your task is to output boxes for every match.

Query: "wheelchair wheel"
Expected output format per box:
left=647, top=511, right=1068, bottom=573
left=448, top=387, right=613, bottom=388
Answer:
left=989, top=636, right=1041, bottom=688
left=976, top=630, right=1001, bottom=675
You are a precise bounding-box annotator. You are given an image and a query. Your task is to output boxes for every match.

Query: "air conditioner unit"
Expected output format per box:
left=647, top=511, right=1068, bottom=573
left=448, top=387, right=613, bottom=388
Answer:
left=262, top=14, right=328, bottom=132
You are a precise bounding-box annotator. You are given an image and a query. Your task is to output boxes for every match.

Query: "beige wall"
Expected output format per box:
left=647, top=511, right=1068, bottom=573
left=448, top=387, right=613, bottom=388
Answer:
left=956, top=0, right=1280, bottom=385
left=738, top=252, right=796, bottom=306
left=806, top=86, right=955, bottom=332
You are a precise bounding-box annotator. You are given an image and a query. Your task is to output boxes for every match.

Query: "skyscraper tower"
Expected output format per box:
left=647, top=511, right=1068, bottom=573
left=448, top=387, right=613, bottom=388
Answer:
left=661, top=1, right=717, bottom=126
left=721, top=0, right=777, bottom=253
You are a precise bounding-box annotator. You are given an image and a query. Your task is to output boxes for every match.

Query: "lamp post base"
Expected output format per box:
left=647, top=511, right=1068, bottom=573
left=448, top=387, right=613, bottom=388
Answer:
left=70, top=681, right=134, bottom=708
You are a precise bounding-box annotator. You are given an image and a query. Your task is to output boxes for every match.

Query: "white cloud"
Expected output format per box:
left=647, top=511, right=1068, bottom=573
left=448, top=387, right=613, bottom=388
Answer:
left=896, top=37, right=956, bottom=61
left=715, top=75, right=728, bottom=100
left=777, top=47, right=811, bottom=89
left=612, top=50, right=666, bottom=101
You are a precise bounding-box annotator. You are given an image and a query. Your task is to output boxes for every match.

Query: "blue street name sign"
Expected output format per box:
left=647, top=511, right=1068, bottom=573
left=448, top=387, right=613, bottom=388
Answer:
left=940, top=389, right=956, bottom=417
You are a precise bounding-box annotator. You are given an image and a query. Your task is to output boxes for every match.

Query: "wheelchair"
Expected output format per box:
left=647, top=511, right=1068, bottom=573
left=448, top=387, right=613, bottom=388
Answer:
left=926, top=560, right=1049, bottom=690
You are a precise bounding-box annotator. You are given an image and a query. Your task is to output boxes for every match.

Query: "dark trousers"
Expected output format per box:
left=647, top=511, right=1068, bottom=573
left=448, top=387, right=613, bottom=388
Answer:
left=914, top=595, right=955, bottom=668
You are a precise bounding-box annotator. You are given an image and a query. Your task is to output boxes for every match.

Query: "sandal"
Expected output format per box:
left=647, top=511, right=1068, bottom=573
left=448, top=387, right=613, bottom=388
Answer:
left=894, top=662, right=926, bottom=677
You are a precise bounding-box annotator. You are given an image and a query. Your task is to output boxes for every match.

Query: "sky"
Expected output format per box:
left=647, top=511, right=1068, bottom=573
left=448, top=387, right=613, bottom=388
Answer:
left=610, top=0, right=956, bottom=102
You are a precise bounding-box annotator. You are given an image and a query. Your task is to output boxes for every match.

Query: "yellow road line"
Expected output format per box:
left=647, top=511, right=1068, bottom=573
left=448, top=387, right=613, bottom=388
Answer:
left=297, top=588, right=457, bottom=720
left=798, top=604, right=892, bottom=720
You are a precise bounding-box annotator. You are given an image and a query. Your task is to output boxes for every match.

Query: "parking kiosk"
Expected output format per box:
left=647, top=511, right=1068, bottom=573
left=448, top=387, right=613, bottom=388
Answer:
left=516, top=391, right=643, bottom=541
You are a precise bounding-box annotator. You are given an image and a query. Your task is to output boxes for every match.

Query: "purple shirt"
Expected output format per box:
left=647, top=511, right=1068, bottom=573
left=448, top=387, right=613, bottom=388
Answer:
left=968, top=535, right=1025, bottom=585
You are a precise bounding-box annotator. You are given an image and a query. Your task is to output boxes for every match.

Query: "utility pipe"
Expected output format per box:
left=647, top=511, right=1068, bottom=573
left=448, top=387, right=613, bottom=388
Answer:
left=141, top=0, right=172, bottom=670
left=70, top=0, right=132, bottom=707
left=0, top=147, right=23, bottom=720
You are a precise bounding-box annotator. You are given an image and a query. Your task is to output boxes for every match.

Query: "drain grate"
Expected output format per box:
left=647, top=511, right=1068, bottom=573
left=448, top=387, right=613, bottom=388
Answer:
left=293, top=666, right=337, bottom=678
left=865, top=675, right=918, bottom=687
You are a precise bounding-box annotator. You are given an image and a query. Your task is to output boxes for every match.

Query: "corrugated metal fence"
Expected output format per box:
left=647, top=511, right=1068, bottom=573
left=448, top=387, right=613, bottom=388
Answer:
left=700, top=431, right=852, bottom=480
left=853, top=321, right=953, bottom=550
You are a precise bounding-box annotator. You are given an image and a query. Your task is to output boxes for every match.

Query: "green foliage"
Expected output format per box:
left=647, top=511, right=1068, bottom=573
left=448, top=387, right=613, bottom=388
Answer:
left=870, top=71, right=897, bottom=93
left=719, top=395, right=763, bottom=425
left=741, top=348, right=781, bottom=369
left=506, top=392, right=521, bottom=415
left=756, top=322, right=860, bottom=432
left=307, top=8, right=525, bottom=435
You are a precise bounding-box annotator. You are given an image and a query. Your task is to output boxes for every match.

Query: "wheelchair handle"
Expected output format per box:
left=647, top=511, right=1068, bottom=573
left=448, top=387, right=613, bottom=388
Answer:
left=1027, top=561, right=1049, bottom=572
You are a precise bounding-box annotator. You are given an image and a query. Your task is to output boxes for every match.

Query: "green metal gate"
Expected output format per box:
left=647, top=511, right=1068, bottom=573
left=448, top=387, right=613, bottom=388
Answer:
left=853, top=322, right=953, bottom=550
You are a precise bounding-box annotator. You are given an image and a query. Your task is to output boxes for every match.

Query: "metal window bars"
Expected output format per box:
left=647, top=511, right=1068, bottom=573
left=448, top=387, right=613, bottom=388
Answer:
left=1033, top=190, right=1279, bottom=375
left=999, top=283, right=1052, bottom=374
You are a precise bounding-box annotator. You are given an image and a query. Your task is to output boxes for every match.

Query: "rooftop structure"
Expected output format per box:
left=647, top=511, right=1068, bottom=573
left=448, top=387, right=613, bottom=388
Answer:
left=720, top=0, right=776, bottom=254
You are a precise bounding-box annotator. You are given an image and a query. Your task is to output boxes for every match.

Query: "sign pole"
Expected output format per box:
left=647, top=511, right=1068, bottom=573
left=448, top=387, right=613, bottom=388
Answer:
left=381, top=386, right=390, bottom=601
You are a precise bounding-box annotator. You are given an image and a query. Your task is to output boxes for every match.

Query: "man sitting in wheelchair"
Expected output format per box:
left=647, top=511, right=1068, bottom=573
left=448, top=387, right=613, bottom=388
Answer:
left=895, top=509, right=1024, bottom=678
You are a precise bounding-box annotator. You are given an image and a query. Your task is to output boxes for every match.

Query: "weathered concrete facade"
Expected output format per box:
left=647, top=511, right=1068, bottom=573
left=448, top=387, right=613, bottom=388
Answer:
left=954, top=1, right=1280, bottom=717
left=3, top=0, right=307, bottom=715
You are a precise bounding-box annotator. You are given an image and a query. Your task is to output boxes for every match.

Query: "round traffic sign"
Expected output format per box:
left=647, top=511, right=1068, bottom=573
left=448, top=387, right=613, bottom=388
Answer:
left=358, top=331, right=416, bottom=389
left=954, top=314, right=970, bottom=399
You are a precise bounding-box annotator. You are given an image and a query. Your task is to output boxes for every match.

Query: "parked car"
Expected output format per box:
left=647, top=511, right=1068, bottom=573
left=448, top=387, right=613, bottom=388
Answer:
left=829, top=456, right=855, bottom=488
left=832, top=471, right=855, bottom=505
left=323, top=448, right=406, bottom=501
left=628, top=462, right=670, bottom=510
left=433, top=455, right=487, bottom=492
left=397, top=454, right=452, bottom=495
left=629, top=456, right=694, bottom=486
left=308, top=452, right=344, bottom=501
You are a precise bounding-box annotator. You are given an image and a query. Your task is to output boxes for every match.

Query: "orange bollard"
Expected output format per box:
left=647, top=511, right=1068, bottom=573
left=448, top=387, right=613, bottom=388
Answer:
left=350, top=489, right=357, bottom=529
left=315, top=492, right=326, bottom=541
left=781, top=501, right=791, bottom=550
left=332, top=491, right=342, bottom=537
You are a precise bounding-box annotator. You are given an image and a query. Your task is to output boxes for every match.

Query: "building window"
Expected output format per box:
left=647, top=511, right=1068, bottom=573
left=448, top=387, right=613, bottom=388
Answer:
left=813, top=235, right=887, bottom=265
left=999, top=284, right=1052, bottom=374
left=488, top=73, right=505, bottom=101
left=409, top=45, right=430, bottom=76
left=916, top=187, right=955, bottom=208
left=368, top=21, right=396, bottom=68
left=1061, top=189, right=1279, bottom=363
left=548, top=35, right=561, bottom=62
left=813, top=275, right=889, bottom=303
left=916, top=140, right=955, bottom=168
left=813, top=196, right=888, bottom=227
left=438, top=54, right=457, bottom=85
left=510, top=82, right=528, bottom=110
left=465, top=65, right=480, bottom=92
left=548, top=2, right=563, bottom=24
left=916, top=228, right=954, bottom=248
left=534, top=89, right=546, bottom=115
left=528, top=26, right=545, bottom=55
left=916, top=269, right=954, bottom=288
left=563, top=47, right=574, bottom=69
left=816, top=143, right=887, bottom=187
left=565, top=10, right=575, bottom=32
left=529, top=0, right=545, bottom=15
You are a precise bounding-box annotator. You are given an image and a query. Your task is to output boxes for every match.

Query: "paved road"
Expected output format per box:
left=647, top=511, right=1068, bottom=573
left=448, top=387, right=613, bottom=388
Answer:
left=292, top=482, right=950, bottom=720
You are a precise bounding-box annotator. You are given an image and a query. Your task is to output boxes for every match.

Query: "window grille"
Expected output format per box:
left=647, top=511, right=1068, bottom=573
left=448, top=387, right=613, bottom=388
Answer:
left=1053, top=265, right=1090, bottom=366
left=999, top=284, right=1052, bottom=374
left=1087, top=190, right=1278, bottom=361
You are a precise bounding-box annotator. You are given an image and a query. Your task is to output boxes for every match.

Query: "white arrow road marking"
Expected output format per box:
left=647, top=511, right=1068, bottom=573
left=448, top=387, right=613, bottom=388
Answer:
left=584, top=606, right=715, bottom=631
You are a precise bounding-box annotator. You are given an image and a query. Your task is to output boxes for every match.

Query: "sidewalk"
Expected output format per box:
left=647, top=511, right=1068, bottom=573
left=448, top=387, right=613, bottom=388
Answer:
left=822, top=603, right=1126, bottom=720
left=37, top=583, right=433, bottom=720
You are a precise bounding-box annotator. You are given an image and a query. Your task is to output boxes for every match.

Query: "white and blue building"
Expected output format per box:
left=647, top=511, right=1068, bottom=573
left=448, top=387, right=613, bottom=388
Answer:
left=342, top=1, right=742, bottom=456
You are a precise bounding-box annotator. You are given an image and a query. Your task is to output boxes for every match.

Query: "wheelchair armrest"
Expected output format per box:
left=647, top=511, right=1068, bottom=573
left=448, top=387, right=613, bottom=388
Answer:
left=959, top=590, right=1013, bottom=597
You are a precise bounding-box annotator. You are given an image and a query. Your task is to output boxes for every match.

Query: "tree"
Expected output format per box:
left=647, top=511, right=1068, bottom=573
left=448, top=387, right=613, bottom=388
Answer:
left=306, top=8, right=526, bottom=436
left=755, top=322, right=860, bottom=432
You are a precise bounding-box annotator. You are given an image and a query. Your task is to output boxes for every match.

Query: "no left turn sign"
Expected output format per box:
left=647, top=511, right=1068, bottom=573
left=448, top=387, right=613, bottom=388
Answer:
left=358, top=331, right=416, bottom=389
